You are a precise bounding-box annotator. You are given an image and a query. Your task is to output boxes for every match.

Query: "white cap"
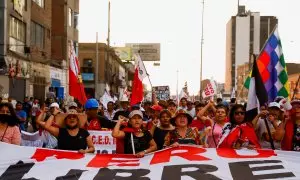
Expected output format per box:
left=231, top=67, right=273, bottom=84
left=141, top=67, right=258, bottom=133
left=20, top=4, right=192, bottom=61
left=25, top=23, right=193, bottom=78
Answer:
left=268, top=102, right=283, bottom=111
left=50, top=102, right=59, bottom=108
left=68, top=102, right=78, bottom=108
left=129, top=110, right=143, bottom=119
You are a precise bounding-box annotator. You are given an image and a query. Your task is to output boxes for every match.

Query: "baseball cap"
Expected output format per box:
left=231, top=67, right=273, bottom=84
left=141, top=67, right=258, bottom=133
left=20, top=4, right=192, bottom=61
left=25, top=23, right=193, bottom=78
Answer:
left=50, top=102, right=59, bottom=108
left=268, top=102, right=283, bottom=111
left=151, top=105, right=163, bottom=111
left=129, top=110, right=143, bottom=119
left=68, top=102, right=78, bottom=108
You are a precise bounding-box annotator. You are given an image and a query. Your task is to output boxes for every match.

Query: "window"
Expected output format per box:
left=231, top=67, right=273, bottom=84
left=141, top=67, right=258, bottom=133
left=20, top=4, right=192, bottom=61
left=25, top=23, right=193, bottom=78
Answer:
left=31, top=21, right=45, bottom=48
left=74, top=12, right=79, bottom=29
left=83, top=59, right=93, bottom=67
left=68, top=8, right=72, bottom=27
left=32, top=0, right=44, bottom=8
left=9, top=16, right=26, bottom=42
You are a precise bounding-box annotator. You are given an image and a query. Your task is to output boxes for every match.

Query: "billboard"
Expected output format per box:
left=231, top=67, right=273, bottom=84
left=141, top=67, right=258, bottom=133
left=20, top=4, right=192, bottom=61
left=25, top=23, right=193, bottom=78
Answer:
left=126, top=43, right=160, bottom=61
left=153, top=86, right=170, bottom=100
left=114, top=47, right=132, bottom=61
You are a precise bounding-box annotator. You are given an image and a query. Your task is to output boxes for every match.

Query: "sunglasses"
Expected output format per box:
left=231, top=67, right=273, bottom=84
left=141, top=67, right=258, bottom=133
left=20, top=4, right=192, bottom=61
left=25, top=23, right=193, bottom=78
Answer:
left=234, top=111, right=245, bottom=115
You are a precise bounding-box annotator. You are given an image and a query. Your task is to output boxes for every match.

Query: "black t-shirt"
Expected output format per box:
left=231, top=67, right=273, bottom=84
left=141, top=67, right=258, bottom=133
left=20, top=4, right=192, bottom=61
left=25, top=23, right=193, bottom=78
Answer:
left=113, top=110, right=130, bottom=120
left=57, top=128, right=89, bottom=151
left=153, top=128, right=171, bottom=150
left=124, top=130, right=152, bottom=154
left=293, top=124, right=300, bottom=151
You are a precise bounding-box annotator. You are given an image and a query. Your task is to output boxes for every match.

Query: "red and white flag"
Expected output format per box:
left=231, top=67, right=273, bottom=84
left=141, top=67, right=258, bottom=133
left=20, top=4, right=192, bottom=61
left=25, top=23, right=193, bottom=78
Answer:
left=130, top=54, right=147, bottom=106
left=69, top=41, right=87, bottom=105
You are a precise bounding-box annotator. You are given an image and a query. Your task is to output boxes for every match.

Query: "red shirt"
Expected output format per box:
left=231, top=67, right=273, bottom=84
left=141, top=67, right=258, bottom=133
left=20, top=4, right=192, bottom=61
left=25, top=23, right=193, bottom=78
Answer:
left=219, top=122, right=260, bottom=149
left=86, top=119, right=101, bottom=130
left=190, top=118, right=211, bottom=131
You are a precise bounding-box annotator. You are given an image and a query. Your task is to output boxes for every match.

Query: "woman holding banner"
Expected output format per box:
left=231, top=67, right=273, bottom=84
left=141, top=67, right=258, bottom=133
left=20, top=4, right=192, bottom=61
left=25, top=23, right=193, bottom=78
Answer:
left=163, top=109, right=201, bottom=147
left=0, top=103, right=21, bottom=145
left=112, top=110, right=157, bottom=158
left=198, top=101, right=227, bottom=148
left=150, top=109, right=175, bottom=150
left=37, top=109, right=95, bottom=153
left=218, top=104, right=261, bottom=149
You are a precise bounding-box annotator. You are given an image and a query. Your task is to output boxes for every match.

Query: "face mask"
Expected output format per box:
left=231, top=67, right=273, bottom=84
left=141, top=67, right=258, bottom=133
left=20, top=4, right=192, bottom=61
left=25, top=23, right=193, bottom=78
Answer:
left=0, top=114, right=11, bottom=123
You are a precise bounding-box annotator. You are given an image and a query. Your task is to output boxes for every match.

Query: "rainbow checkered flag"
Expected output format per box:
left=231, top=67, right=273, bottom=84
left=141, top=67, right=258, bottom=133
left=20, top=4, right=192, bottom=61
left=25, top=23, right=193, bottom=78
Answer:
left=246, top=26, right=289, bottom=120
left=245, top=26, right=289, bottom=101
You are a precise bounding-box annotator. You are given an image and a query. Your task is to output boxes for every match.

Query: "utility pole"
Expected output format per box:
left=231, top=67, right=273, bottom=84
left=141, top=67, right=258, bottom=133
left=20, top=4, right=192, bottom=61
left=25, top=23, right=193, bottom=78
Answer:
left=107, top=0, right=111, bottom=92
left=95, top=32, right=99, bottom=99
left=176, top=70, right=179, bottom=104
left=200, top=0, right=205, bottom=100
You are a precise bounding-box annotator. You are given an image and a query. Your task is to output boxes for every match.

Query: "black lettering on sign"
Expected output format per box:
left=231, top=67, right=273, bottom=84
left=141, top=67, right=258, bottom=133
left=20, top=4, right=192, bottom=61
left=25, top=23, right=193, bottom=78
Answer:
left=55, top=169, right=86, bottom=180
left=94, top=168, right=150, bottom=180
left=0, top=161, right=35, bottom=180
left=229, top=160, right=295, bottom=180
left=161, top=164, right=221, bottom=180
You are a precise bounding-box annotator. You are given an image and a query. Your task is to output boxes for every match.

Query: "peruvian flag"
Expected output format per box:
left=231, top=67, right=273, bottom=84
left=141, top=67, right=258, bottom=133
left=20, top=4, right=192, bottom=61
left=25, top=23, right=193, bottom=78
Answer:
left=69, top=41, right=87, bottom=105
left=130, top=54, right=147, bottom=106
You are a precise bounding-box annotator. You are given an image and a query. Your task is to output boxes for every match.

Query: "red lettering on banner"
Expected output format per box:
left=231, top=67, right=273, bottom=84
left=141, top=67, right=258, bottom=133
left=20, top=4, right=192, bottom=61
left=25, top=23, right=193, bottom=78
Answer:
left=87, top=154, right=139, bottom=168
left=150, top=146, right=210, bottom=165
left=217, top=148, right=276, bottom=158
left=105, top=136, right=110, bottom=145
left=31, top=149, right=84, bottom=162
left=92, top=135, right=96, bottom=144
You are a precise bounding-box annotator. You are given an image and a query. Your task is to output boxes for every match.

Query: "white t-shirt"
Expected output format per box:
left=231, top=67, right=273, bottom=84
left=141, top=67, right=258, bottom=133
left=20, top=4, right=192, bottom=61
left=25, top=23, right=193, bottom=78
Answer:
left=31, top=103, right=40, bottom=117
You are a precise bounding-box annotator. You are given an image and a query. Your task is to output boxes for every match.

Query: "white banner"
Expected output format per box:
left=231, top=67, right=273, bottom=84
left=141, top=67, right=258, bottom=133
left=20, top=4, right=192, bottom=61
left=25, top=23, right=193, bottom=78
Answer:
left=202, top=80, right=217, bottom=99
left=1, top=142, right=300, bottom=179
left=89, top=130, right=116, bottom=154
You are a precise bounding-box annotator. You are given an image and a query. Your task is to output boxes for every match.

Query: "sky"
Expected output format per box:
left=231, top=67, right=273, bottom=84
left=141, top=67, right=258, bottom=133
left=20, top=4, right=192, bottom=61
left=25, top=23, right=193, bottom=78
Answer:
left=79, top=0, right=300, bottom=95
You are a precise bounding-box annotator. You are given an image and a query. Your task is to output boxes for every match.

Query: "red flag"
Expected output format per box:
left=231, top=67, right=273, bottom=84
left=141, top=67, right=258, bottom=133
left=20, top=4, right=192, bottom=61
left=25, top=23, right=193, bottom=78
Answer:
left=130, top=54, right=147, bottom=106
left=69, top=41, right=87, bottom=105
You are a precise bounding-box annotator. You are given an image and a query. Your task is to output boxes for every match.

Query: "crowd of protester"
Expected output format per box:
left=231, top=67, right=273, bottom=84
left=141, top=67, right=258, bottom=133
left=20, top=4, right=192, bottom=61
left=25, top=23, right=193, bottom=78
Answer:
left=0, top=95, right=300, bottom=157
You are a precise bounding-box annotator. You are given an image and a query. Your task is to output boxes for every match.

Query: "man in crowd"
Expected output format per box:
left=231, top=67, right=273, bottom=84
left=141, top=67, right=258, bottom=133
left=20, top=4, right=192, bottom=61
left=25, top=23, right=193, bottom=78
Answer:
left=23, top=97, right=32, bottom=129
left=167, top=100, right=177, bottom=117
left=85, top=99, right=115, bottom=130
left=113, top=98, right=130, bottom=120
left=178, top=97, right=188, bottom=110
left=16, top=101, right=27, bottom=131
left=31, top=98, right=40, bottom=131
left=186, top=101, right=195, bottom=118
left=104, top=101, right=116, bottom=121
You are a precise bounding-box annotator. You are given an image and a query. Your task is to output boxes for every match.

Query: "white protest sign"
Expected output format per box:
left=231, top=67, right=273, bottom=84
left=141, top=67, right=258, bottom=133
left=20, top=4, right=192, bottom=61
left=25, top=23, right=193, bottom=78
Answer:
left=89, top=130, right=116, bottom=154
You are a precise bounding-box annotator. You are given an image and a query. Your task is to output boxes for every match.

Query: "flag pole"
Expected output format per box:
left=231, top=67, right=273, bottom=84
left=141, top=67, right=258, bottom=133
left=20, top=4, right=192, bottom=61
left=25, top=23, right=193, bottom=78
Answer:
left=264, top=118, right=275, bottom=150
left=200, top=0, right=205, bottom=100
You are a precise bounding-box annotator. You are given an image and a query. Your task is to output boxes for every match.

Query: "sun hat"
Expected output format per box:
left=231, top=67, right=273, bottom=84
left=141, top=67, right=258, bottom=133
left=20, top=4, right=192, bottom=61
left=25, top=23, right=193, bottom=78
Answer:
left=55, top=109, right=87, bottom=128
left=170, top=108, right=193, bottom=125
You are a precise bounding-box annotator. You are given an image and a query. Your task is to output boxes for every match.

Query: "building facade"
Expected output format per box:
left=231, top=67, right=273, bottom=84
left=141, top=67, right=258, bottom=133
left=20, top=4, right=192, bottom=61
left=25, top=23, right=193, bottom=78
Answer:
left=236, top=62, right=249, bottom=101
left=225, top=6, right=278, bottom=95
left=78, top=43, right=130, bottom=99
left=0, top=0, right=54, bottom=102
left=51, top=0, right=79, bottom=99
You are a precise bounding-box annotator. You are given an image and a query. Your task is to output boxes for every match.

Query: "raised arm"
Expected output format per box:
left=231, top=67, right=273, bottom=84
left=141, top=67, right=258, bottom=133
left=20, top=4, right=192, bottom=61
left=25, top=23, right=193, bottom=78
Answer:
left=112, top=116, right=126, bottom=138
left=197, top=101, right=214, bottom=119
left=43, top=115, right=59, bottom=137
